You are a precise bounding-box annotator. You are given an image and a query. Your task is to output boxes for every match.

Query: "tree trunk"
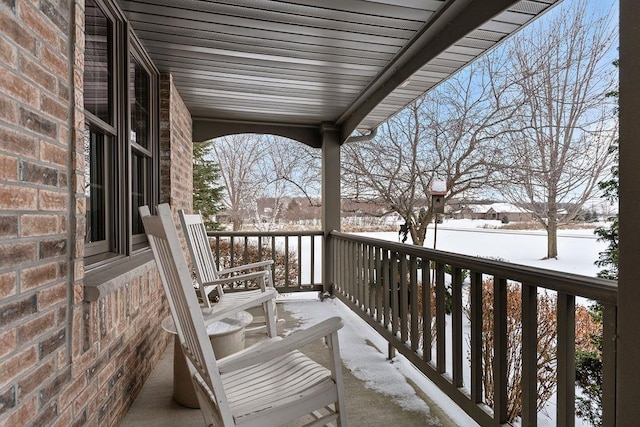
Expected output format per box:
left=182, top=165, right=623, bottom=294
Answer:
left=546, top=215, right=558, bottom=259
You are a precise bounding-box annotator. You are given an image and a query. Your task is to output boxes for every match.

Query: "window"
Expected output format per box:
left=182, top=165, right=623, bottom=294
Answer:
left=83, top=0, right=158, bottom=267
left=129, top=51, right=155, bottom=249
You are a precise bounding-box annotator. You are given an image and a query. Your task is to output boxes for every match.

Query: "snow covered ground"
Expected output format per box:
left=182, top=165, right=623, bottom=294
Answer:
left=281, top=219, right=610, bottom=426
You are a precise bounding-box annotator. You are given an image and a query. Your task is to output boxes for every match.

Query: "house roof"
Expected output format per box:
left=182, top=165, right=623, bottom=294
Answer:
left=118, top=0, right=558, bottom=146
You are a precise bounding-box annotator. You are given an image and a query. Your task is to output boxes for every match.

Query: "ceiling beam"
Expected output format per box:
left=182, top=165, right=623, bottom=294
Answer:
left=192, top=118, right=322, bottom=148
left=337, top=0, right=518, bottom=141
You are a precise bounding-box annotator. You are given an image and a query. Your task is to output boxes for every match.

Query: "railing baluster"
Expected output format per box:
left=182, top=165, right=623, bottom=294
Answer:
left=435, top=262, right=446, bottom=374
left=557, top=292, right=576, bottom=427
left=452, top=266, right=463, bottom=388
left=423, top=259, right=432, bottom=362
left=493, top=276, right=508, bottom=424
left=297, top=235, right=302, bottom=288
left=310, top=235, right=315, bottom=286
left=602, top=302, right=617, bottom=427
left=230, top=236, right=235, bottom=270
left=410, top=256, right=419, bottom=353
left=375, top=247, right=382, bottom=323
left=400, top=255, right=408, bottom=344
left=521, top=283, right=538, bottom=427
left=356, top=243, right=366, bottom=309
left=243, top=236, right=248, bottom=267
left=368, top=245, right=375, bottom=316
left=470, top=271, right=482, bottom=404
left=271, top=236, right=276, bottom=285
left=284, top=235, right=290, bottom=290
left=391, top=252, right=400, bottom=340
left=382, top=249, right=390, bottom=329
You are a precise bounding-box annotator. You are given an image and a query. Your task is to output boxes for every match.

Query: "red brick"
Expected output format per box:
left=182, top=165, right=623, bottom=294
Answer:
left=0, top=384, right=17, bottom=418
left=0, top=345, right=37, bottom=390
left=58, top=372, right=86, bottom=412
left=50, top=405, right=73, bottom=427
left=37, top=281, right=66, bottom=309
left=0, top=328, right=16, bottom=358
left=0, top=68, right=39, bottom=107
left=40, top=141, right=67, bottom=166
left=40, top=0, right=69, bottom=33
left=0, top=127, right=38, bottom=158
left=0, top=215, right=18, bottom=238
left=40, top=44, right=67, bottom=80
left=0, top=184, right=38, bottom=210
left=0, top=96, right=18, bottom=125
left=0, top=271, right=16, bottom=300
left=38, top=189, right=67, bottom=211
left=39, top=238, right=67, bottom=260
left=41, top=94, right=68, bottom=122
left=16, top=358, right=54, bottom=400
left=1, top=395, right=37, bottom=427
left=17, top=310, right=55, bottom=346
left=0, top=241, right=37, bottom=268
left=72, top=379, right=98, bottom=415
left=21, top=214, right=58, bottom=237
left=38, top=328, right=71, bottom=360
left=0, top=35, right=16, bottom=68
left=0, top=154, right=18, bottom=181
left=19, top=2, right=58, bottom=50
left=19, top=52, right=57, bottom=95
left=0, top=8, right=37, bottom=55
left=20, top=263, right=57, bottom=292
left=19, top=108, right=58, bottom=140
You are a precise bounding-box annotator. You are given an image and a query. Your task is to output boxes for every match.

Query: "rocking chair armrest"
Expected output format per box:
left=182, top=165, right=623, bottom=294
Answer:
left=201, top=270, right=269, bottom=288
left=218, top=260, right=274, bottom=276
left=218, top=316, right=344, bottom=373
left=200, top=287, right=278, bottom=324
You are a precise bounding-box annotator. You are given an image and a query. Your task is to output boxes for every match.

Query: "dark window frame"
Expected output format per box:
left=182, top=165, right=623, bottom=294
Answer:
left=84, top=0, right=159, bottom=269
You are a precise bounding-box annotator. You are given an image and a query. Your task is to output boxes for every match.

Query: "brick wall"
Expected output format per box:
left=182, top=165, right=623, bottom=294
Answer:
left=160, top=73, right=193, bottom=211
left=0, top=1, right=193, bottom=426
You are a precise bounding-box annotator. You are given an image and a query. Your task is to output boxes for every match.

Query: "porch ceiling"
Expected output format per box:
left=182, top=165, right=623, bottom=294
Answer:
left=118, top=0, right=558, bottom=145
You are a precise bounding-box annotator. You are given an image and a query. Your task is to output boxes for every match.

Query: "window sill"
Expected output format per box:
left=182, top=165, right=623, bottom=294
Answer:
left=83, top=250, right=156, bottom=301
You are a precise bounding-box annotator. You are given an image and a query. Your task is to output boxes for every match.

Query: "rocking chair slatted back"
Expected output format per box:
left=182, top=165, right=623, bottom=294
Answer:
left=140, top=205, right=234, bottom=423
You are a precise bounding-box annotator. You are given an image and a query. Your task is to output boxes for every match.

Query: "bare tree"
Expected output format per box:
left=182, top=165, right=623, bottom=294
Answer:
left=498, top=2, right=617, bottom=259
left=213, top=134, right=321, bottom=230
left=342, top=57, right=518, bottom=246
left=255, top=136, right=321, bottom=229
left=211, top=134, right=265, bottom=230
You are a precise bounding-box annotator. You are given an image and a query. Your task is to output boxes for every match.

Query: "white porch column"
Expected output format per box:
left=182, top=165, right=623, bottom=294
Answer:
left=321, top=124, right=341, bottom=294
left=618, top=0, right=640, bottom=422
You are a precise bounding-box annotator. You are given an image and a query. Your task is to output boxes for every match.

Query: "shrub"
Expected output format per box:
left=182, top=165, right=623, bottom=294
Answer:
left=464, top=280, right=599, bottom=423
left=212, top=239, right=299, bottom=290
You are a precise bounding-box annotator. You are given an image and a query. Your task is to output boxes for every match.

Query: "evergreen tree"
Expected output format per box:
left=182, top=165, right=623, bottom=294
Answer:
left=193, top=141, right=225, bottom=231
left=576, top=59, right=618, bottom=427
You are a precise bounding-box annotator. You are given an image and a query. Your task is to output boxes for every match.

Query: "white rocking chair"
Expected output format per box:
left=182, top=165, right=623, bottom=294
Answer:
left=179, top=210, right=278, bottom=337
left=141, top=204, right=348, bottom=426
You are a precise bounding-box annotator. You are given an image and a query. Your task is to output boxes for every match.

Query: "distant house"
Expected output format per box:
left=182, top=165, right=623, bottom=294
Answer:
left=485, top=203, right=534, bottom=222
left=450, top=202, right=534, bottom=222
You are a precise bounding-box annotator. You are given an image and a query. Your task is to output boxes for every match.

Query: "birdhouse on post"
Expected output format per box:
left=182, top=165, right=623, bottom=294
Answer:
left=431, top=180, right=447, bottom=214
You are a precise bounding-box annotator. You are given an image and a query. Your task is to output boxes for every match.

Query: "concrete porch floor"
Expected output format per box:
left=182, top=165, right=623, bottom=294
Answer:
left=119, top=297, right=471, bottom=427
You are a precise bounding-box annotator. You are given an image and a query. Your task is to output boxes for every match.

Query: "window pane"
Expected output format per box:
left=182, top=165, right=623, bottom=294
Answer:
left=84, top=125, right=107, bottom=243
left=131, top=151, right=147, bottom=236
left=130, top=55, right=150, bottom=149
left=84, top=0, right=112, bottom=123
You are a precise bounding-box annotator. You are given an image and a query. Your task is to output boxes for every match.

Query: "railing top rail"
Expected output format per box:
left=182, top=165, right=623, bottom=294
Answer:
left=207, top=230, right=323, bottom=238
left=330, top=230, right=617, bottom=305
